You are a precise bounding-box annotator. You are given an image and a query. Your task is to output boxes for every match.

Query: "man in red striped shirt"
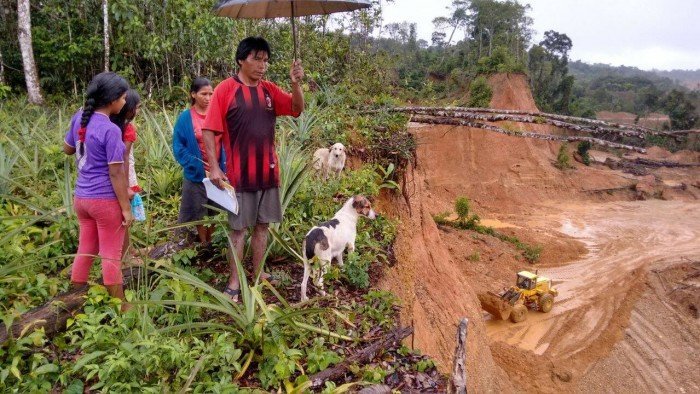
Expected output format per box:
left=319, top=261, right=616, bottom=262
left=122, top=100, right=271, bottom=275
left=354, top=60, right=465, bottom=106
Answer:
left=203, top=37, right=304, bottom=301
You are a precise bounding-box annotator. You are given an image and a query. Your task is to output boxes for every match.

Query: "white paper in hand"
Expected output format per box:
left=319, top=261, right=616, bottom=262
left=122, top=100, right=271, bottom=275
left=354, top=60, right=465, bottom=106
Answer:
left=203, top=178, right=238, bottom=215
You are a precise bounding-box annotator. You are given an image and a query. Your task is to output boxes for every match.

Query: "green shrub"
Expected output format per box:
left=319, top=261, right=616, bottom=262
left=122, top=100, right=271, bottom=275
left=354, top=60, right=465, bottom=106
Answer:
left=343, top=253, right=371, bottom=289
left=468, top=76, right=493, bottom=108
left=555, top=143, right=572, bottom=169
left=455, top=197, right=471, bottom=222
left=577, top=141, right=592, bottom=165
left=476, top=47, right=526, bottom=74
left=522, top=244, right=543, bottom=263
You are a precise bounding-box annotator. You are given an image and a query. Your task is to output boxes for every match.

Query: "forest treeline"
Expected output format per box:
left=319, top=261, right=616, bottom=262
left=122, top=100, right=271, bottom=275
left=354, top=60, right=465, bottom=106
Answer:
left=1, top=0, right=698, bottom=129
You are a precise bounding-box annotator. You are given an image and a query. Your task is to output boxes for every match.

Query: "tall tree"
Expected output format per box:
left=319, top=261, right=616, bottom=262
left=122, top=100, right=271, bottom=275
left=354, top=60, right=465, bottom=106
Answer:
left=103, top=0, right=109, bottom=71
left=0, top=48, right=5, bottom=86
left=17, top=0, right=44, bottom=104
left=469, top=0, right=532, bottom=60
left=528, top=30, right=573, bottom=114
left=662, top=90, right=698, bottom=130
left=432, top=1, right=471, bottom=48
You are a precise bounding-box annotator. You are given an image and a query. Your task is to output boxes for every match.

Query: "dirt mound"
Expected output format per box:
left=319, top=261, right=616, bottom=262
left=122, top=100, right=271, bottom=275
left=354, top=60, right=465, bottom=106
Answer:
left=383, top=119, right=700, bottom=391
left=595, top=111, right=671, bottom=130
left=488, top=73, right=539, bottom=112
left=642, top=146, right=700, bottom=164
left=638, top=112, right=670, bottom=129
left=653, top=260, right=700, bottom=319
left=577, top=258, right=700, bottom=392
left=408, top=124, right=635, bottom=216
left=596, top=111, right=637, bottom=124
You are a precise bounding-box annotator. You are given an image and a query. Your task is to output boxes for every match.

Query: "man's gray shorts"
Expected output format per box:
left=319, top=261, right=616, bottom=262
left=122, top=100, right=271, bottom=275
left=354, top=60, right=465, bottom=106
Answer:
left=227, top=188, right=282, bottom=231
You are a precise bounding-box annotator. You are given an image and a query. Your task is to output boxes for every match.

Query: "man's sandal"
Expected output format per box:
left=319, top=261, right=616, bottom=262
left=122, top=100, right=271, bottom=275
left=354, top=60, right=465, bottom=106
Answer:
left=223, top=287, right=240, bottom=303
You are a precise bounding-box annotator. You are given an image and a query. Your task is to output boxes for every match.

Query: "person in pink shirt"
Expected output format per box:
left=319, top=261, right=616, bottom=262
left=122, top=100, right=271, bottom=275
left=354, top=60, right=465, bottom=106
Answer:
left=63, top=72, right=133, bottom=311
left=110, top=89, right=142, bottom=264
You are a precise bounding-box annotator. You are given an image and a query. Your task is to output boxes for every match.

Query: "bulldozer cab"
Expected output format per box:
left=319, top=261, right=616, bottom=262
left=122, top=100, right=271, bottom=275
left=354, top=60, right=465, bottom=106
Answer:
left=516, top=271, right=537, bottom=290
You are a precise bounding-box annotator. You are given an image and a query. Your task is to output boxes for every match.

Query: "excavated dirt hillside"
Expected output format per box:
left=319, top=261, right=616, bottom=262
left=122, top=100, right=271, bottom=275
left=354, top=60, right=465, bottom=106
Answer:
left=379, top=73, right=700, bottom=392
left=596, top=111, right=671, bottom=130
left=488, top=73, right=539, bottom=111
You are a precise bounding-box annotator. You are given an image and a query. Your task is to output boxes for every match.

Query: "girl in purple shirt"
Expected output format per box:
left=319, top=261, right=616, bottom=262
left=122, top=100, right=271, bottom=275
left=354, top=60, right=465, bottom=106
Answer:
left=63, top=72, right=133, bottom=311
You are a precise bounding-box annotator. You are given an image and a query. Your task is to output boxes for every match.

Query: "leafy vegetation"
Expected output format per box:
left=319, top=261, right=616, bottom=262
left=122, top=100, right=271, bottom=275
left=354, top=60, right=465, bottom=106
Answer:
left=577, top=141, right=592, bottom=166
left=555, top=143, right=573, bottom=170
left=433, top=197, right=541, bottom=263
left=468, top=76, right=492, bottom=107
left=0, top=90, right=424, bottom=390
left=2, top=0, right=697, bottom=390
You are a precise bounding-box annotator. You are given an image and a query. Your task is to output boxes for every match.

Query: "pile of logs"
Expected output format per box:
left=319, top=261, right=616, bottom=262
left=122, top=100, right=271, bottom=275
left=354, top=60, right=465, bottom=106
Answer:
left=366, top=106, right=700, bottom=153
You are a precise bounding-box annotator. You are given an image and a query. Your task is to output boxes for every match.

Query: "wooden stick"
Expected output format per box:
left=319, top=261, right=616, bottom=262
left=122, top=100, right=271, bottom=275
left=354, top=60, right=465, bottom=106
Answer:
left=308, top=326, right=413, bottom=388
left=450, top=318, right=468, bottom=394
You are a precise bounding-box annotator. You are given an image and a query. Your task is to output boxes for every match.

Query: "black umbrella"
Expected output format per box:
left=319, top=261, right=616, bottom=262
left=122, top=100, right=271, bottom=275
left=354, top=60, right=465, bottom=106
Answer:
left=214, top=0, right=372, bottom=59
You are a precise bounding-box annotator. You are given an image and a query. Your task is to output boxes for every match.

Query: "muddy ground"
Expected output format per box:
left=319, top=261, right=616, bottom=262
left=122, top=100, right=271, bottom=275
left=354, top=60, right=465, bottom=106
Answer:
left=379, top=103, right=700, bottom=392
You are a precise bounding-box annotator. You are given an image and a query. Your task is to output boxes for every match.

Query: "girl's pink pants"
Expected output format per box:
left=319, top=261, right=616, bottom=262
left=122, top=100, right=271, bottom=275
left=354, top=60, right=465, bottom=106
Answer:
left=71, top=198, right=125, bottom=285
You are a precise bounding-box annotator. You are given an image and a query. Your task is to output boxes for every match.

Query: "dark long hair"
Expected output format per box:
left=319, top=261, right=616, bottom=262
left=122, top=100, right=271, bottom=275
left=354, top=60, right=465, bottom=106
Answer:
left=189, top=77, right=211, bottom=105
left=110, top=89, right=141, bottom=136
left=79, top=72, right=129, bottom=155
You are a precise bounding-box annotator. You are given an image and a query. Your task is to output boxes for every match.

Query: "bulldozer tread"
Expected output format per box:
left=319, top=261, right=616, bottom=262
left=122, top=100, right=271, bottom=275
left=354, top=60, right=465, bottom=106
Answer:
left=510, top=304, right=527, bottom=323
left=539, top=293, right=554, bottom=313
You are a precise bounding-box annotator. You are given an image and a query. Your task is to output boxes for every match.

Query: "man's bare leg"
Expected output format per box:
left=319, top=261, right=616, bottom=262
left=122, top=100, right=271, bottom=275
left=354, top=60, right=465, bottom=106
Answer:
left=226, top=229, right=246, bottom=291
left=196, top=225, right=209, bottom=244
left=251, top=223, right=269, bottom=281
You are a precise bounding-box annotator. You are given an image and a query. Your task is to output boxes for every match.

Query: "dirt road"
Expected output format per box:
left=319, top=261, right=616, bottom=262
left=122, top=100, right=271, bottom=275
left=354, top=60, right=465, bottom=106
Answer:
left=485, top=200, right=700, bottom=391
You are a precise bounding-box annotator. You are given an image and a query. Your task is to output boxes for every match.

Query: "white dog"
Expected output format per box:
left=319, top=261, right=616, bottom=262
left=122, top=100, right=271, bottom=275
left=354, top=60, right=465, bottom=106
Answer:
left=301, top=195, right=376, bottom=301
left=312, top=143, right=346, bottom=179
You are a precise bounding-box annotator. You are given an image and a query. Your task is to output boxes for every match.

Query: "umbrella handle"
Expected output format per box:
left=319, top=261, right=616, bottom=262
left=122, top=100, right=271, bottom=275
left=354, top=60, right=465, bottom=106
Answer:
left=290, top=2, right=298, bottom=61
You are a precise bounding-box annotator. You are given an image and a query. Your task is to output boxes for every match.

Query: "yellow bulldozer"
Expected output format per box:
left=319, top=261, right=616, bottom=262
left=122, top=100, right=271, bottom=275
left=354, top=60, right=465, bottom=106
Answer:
left=479, top=270, right=558, bottom=323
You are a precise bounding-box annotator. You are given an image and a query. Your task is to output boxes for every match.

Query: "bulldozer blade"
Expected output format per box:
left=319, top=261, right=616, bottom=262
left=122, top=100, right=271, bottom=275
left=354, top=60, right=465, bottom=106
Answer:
left=478, top=291, right=512, bottom=321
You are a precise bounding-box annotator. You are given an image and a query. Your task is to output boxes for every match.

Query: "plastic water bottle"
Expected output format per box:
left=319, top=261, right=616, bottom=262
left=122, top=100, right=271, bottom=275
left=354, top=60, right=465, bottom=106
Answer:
left=131, top=193, right=146, bottom=222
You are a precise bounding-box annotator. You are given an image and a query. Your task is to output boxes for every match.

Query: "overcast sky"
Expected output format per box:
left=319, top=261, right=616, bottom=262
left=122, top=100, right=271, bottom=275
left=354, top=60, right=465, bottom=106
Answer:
left=380, top=0, right=700, bottom=70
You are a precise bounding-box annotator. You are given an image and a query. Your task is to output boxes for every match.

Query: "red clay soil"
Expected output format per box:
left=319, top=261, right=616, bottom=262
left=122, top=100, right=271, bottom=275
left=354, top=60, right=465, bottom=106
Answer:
left=378, top=73, right=700, bottom=392
left=488, top=73, right=540, bottom=112
left=595, top=111, right=671, bottom=130
left=596, top=111, right=638, bottom=125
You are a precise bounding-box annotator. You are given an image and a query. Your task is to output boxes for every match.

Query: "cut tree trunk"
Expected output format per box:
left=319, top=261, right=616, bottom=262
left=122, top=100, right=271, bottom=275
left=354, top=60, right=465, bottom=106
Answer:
left=17, top=0, right=44, bottom=105
left=411, top=115, right=647, bottom=153
left=450, top=318, right=468, bottom=394
left=308, top=326, right=413, bottom=389
left=0, top=47, right=5, bottom=86
left=103, top=0, right=109, bottom=71
left=0, top=266, right=144, bottom=343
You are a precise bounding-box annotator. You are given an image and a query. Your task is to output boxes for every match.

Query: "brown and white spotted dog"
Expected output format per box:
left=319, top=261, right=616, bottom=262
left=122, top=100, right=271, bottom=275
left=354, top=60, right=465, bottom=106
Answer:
left=300, top=195, right=376, bottom=301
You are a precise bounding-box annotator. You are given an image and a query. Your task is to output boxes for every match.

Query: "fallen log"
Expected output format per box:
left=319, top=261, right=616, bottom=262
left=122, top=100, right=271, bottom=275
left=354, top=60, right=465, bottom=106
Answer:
left=0, top=266, right=144, bottom=343
left=411, top=115, right=647, bottom=153
left=372, top=106, right=697, bottom=137
left=308, top=326, right=413, bottom=389
left=406, top=108, right=647, bottom=139
left=633, top=158, right=700, bottom=168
